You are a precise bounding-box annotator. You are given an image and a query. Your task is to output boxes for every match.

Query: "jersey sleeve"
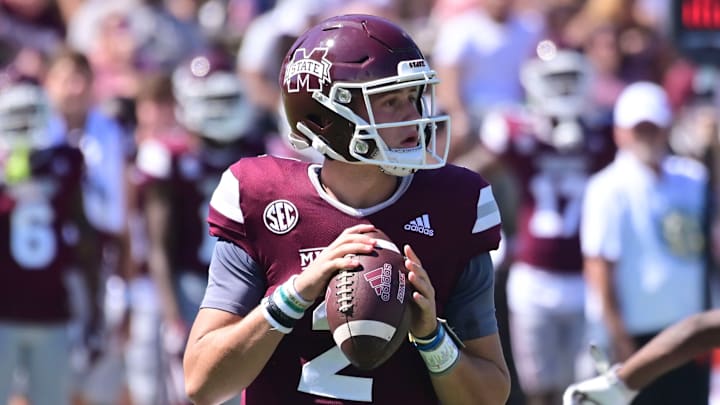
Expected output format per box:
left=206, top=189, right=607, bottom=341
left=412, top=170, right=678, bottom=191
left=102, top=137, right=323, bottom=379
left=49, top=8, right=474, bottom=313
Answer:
left=135, top=139, right=172, bottom=180
left=451, top=168, right=502, bottom=257
left=200, top=239, right=266, bottom=316
left=479, top=110, right=511, bottom=155
left=471, top=183, right=502, bottom=239
left=581, top=172, right=622, bottom=260
left=443, top=252, right=498, bottom=340
left=207, top=165, right=250, bottom=250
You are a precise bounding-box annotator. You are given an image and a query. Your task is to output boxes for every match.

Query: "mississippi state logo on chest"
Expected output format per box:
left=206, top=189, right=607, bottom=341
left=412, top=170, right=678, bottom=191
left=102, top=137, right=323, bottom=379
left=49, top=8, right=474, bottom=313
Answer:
left=283, top=47, right=332, bottom=93
left=263, top=199, right=299, bottom=234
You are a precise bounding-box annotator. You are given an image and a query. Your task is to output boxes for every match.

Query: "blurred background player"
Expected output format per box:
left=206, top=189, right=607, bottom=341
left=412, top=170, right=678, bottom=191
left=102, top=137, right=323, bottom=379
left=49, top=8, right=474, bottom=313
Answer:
left=0, top=75, right=101, bottom=405
left=123, top=73, right=177, bottom=405
left=130, top=45, right=266, bottom=405
left=474, top=47, right=616, bottom=405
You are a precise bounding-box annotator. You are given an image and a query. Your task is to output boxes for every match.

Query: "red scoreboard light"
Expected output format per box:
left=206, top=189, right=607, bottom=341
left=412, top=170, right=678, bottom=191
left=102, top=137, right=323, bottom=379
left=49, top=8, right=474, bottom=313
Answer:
left=672, top=0, right=720, bottom=64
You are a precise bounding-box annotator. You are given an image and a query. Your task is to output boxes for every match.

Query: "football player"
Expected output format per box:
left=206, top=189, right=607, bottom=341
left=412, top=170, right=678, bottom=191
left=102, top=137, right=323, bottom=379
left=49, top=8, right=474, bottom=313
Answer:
left=0, top=76, right=101, bottom=405
left=184, top=14, right=510, bottom=405
left=132, top=46, right=266, bottom=405
left=477, top=49, right=616, bottom=405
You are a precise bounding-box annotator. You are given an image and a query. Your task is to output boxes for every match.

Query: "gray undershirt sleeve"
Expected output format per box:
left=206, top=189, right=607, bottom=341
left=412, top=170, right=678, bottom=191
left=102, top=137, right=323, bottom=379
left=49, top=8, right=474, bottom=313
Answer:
left=442, top=252, right=498, bottom=341
left=200, top=239, right=267, bottom=316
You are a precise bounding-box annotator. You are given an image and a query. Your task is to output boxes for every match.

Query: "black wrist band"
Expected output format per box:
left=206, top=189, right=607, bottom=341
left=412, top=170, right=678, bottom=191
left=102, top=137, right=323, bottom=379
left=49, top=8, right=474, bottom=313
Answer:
left=266, top=295, right=297, bottom=329
left=414, top=322, right=440, bottom=341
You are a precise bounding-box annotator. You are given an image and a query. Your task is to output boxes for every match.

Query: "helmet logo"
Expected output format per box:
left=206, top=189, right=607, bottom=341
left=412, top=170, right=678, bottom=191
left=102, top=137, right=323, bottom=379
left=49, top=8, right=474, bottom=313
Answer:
left=284, top=48, right=332, bottom=94
left=263, top=199, right=299, bottom=234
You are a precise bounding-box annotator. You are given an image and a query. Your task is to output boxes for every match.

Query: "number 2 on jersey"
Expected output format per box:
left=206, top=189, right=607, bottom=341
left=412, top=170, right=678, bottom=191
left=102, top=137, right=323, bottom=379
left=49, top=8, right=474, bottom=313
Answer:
left=297, top=301, right=373, bottom=402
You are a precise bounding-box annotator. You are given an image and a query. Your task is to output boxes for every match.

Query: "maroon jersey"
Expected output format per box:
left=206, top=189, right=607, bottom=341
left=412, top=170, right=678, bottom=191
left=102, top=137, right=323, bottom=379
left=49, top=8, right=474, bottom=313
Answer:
left=207, top=155, right=502, bottom=405
left=0, top=145, right=84, bottom=322
left=134, top=136, right=265, bottom=274
left=481, top=109, right=615, bottom=273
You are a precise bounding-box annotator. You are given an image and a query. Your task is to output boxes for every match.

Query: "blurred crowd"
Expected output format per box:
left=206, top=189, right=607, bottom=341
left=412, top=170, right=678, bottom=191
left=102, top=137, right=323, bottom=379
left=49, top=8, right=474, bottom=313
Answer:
left=1, top=0, right=719, bottom=404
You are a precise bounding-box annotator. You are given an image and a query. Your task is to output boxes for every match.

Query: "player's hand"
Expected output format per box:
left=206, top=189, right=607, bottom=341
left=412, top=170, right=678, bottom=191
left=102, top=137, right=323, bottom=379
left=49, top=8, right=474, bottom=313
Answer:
left=563, top=344, right=638, bottom=405
left=562, top=368, right=638, bottom=405
left=404, top=244, right=437, bottom=338
left=294, top=224, right=377, bottom=301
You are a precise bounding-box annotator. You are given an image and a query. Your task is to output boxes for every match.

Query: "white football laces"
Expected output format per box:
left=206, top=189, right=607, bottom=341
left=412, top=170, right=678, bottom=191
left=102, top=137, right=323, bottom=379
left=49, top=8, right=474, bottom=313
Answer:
left=335, top=270, right=355, bottom=314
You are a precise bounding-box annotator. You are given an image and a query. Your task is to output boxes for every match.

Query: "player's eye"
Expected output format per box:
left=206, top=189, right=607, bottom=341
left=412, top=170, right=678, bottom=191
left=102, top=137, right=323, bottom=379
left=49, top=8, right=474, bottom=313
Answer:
left=381, top=96, right=398, bottom=108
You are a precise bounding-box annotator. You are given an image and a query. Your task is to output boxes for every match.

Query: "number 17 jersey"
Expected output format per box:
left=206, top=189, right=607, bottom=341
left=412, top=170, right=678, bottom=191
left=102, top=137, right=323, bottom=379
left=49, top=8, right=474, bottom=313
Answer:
left=481, top=110, right=615, bottom=273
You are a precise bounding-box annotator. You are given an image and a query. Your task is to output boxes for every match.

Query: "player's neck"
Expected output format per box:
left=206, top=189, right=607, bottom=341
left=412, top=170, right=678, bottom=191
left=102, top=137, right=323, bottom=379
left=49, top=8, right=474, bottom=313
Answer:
left=319, top=160, right=400, bottom=209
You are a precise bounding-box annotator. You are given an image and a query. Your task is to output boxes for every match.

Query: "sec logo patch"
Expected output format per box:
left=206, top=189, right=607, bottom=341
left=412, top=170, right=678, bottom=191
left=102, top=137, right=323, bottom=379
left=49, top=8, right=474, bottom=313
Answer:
left=263, top=199, right=299, bottom=234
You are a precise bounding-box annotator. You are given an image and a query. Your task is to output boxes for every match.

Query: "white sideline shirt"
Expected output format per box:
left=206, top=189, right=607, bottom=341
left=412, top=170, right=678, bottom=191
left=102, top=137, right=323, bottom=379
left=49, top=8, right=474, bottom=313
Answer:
left=581, top=151, right=707, bottom=335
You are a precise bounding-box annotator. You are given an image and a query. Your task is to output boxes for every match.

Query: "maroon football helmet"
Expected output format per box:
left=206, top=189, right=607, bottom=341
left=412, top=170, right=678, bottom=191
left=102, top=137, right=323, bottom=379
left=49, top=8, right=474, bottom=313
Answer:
left=279, top=14, right=450, bottom=176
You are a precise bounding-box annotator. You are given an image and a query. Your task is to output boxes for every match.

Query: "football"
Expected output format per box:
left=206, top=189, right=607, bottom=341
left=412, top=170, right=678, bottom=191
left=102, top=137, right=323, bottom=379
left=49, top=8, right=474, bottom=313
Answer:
left=325, top=229, right=412, bottom=370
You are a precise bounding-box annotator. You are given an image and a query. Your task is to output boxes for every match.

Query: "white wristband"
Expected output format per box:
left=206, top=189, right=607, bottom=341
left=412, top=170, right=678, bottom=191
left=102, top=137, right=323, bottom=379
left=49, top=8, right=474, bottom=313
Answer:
left=416, top=325, right=460, bottom=375
left=286, top=274, right=314, bottom=308
left=271, top=275, right=313, bottom=321
left=272, top=287, right=305, bottom=320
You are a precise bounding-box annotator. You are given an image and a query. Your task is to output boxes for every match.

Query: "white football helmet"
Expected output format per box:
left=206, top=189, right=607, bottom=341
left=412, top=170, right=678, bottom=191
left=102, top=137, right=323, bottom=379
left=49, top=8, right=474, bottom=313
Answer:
left=0, top=80, right=53, bottom=150
left=521, top=50, right=591, bottom=119
left=172, top=51, right=256, bottom=142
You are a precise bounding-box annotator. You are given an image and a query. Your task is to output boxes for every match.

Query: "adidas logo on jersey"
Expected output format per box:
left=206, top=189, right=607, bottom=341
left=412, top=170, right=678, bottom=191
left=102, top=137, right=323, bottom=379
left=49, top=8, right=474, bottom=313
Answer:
left=404, top=214, right=434, bottom=236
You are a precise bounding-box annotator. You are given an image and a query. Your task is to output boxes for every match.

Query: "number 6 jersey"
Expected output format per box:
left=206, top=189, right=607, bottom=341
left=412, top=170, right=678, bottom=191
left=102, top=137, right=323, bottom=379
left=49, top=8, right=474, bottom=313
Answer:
left=0, top=145, right=84, bottom=322
left=206, top=155, right=502, bottom=404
